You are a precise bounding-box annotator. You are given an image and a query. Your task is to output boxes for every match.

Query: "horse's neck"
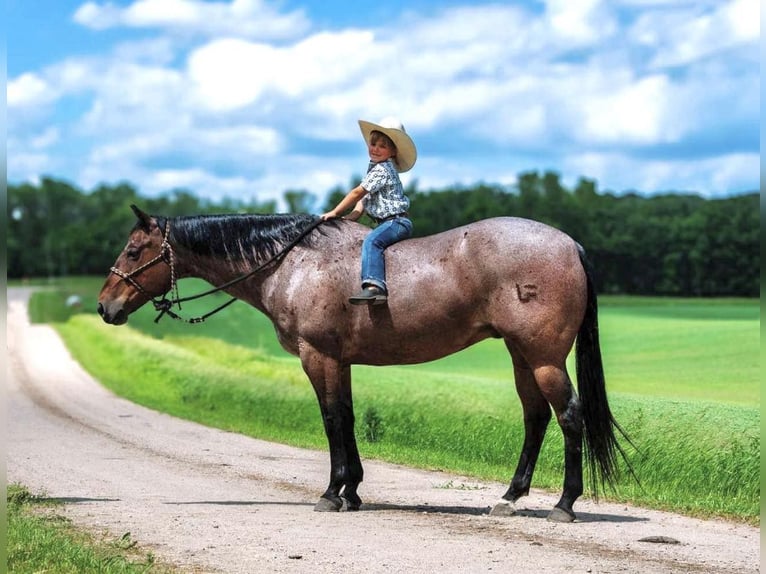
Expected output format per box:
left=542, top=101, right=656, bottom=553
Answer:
left=175, top=248, right=269, bottom=297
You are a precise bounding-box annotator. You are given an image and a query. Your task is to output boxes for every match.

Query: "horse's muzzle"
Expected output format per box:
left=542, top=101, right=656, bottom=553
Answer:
left=97, top=301, right=128, bottom=325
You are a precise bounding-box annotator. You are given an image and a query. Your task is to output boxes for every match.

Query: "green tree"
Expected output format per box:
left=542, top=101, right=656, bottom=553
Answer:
left=284, top=189, right=317, bottom=214
left=6, top=176, right=758, bottom=296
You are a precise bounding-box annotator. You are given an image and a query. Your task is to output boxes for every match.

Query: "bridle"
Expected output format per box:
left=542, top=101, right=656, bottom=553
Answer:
left=109, top=217, right=326, bottom=324
left=109, top=220, right=190, bottom=323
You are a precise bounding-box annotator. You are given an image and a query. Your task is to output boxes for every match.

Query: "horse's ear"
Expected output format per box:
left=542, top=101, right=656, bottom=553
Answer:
left=131, top=205, right=154, bottom=230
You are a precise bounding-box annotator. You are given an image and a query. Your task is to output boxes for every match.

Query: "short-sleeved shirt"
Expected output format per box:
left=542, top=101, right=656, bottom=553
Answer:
left=360, top=159, right=410, bottom=220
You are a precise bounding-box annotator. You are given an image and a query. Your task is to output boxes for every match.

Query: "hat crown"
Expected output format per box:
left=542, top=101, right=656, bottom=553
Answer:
left=375, top=116, right=407, bottom=134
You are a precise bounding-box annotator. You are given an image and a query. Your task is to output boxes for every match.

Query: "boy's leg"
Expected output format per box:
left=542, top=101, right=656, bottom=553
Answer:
left=360, top=218, right=412, bottom=292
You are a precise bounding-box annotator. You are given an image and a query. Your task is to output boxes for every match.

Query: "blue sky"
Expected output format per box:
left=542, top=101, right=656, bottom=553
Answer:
left=7, top=0, right=760, bottom=210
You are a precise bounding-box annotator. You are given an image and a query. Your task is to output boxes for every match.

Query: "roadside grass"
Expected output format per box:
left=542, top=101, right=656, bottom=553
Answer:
left=22, top=278, right=760, bottom=523
left=7, top=483, right=177, bottom=573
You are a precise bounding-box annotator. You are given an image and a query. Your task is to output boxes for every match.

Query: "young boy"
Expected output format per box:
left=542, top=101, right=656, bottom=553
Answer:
left=321, top=117, right=417, bottom=305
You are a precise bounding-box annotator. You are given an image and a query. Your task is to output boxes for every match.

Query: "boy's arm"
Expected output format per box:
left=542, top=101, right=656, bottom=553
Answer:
left=321, top=185, right=366, bottom=219
left=344, top=200, right=365, bottom=221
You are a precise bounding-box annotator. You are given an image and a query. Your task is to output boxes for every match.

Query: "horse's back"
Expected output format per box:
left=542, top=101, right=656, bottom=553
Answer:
left=390, top=216, right=583, bottom=289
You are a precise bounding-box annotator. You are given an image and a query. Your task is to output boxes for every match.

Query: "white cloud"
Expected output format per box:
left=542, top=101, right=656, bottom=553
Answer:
left=723, top=0, right=759, bottom=40
left=544, top=0, right=617, bottom=43
left=187, top=39, right=278, bottom=110
left=151, top=167, right=250, bottom=195
left=197, top=125, right=283, bottom=155
left=74, top=0, right=310, bottom=40
left=187, top=30, right=376, bottom=111
left=631, top=0, right=759, bottom=69
left=580, top=74, right=675, bottom=143
left=73, top=62, right=188, bottom=136
left=564, top=151, right=760, bottom=195
left=7, top=73, right=55, bottom=108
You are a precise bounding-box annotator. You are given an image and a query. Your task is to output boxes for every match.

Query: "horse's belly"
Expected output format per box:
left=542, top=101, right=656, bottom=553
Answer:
left=348, top=323, right=497, bottom=366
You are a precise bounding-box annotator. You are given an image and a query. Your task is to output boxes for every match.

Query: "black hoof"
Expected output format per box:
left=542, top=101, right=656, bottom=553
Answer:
left=341, top=493, right=362, bottom=511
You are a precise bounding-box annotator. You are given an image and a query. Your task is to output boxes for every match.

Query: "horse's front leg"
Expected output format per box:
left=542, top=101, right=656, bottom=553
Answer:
left=300, top=347, right=363, bottom=512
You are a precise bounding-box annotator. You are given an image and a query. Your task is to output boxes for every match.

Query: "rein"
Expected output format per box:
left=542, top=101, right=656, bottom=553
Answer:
left=111, top=217, right=327, bottom=324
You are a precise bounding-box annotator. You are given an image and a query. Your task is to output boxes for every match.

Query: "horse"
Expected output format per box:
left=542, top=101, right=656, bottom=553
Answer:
left=97, top=205, right=631, bottom=522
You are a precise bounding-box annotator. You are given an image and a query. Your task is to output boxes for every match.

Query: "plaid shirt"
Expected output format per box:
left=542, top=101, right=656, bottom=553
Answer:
left=360, top=159, right=410, bottom=220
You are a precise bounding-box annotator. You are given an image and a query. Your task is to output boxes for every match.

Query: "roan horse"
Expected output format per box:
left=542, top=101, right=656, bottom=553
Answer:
left=98, top=205, right=631, bottom=522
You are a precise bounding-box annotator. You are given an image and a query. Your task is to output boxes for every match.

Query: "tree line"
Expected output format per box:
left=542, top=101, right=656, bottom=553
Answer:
left=7, top=173, right=758, bottom=296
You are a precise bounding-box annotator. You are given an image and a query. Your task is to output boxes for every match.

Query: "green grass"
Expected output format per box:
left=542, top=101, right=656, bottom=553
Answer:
left=7, top=484, right=177, bottom=573
left=597, top=296, right=759, bottom=404
left=21, top=277, right=761, bottom=523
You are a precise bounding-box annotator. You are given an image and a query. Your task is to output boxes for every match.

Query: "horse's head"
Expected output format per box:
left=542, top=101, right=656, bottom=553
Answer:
left=97, top=205, right=173, bottom=325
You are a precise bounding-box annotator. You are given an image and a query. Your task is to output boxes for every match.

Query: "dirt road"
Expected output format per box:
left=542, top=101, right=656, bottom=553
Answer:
left=6, top=287, right=760, bottom=573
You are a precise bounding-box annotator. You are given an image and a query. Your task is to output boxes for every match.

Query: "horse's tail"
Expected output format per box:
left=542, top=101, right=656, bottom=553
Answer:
left=575, top=245, right=636, bottom=496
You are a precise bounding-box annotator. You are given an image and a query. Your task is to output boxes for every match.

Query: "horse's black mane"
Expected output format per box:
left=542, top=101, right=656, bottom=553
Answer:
left=156, top=213, right=326, bottom=266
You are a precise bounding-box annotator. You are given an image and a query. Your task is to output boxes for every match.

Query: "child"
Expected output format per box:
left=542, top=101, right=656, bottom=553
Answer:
left=321, top=117, right=417, bottom=305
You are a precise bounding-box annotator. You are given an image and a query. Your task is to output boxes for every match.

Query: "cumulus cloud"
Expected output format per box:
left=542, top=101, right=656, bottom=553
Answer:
left=580, top=75, right=675, bottom=144
left=631, top=0, right=759, bottom=69
left=186, top=30, right=375, bottom=112
left=544, top=0, right=618, bottom=43
left=7, top=73, right=55, bottom=108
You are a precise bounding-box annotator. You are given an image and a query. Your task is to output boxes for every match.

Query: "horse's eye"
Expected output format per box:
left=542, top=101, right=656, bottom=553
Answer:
left=126, top=248, right=140, bottom=261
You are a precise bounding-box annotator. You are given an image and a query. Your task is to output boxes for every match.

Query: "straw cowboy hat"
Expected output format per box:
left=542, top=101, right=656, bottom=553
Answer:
left=358, top=117, right=417, bottom=173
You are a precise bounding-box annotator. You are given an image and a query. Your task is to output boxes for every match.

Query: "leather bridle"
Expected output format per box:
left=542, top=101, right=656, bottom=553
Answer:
left=109, top=220, right=185, bottom=322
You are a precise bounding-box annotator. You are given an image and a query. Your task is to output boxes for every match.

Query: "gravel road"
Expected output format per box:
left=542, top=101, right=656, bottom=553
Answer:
left=6, top=287, right=760, bottom=573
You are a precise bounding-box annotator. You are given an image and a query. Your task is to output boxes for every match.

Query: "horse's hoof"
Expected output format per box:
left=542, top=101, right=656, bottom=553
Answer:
left=314, top=496, right=342, bottom=512
left=341, top=493, right=362, bottom=511
left=489, top=500, right=517, bottom=517
left=547, top=506, right=576, bottom=523
left=341, top=498, right=361, bottom=512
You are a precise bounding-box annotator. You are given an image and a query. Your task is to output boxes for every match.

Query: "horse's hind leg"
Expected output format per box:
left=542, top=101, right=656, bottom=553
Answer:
left=534, top=364, right=584, bottom=522
left=492, top=355, right=551, bottom=516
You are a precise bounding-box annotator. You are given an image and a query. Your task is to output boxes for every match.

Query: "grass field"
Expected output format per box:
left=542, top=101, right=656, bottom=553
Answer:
left=7, top=484, right=177, bottom=573
left=19, top=277, right=761, bottom=523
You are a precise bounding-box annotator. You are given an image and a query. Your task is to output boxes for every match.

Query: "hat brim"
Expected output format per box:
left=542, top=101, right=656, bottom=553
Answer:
left=358, top=120, right=417, bottom=173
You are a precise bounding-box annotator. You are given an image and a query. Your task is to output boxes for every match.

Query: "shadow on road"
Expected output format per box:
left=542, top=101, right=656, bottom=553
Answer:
left=158, top=499, right=648, bottom=523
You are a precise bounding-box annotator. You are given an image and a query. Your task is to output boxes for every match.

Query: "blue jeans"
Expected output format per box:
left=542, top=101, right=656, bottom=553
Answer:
left=361, top=217, right=413, bottom=292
